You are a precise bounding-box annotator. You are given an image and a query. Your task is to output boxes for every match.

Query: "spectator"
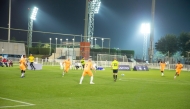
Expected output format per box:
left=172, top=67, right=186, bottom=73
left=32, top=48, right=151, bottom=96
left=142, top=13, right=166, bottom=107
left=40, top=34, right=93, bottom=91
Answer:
left=0, top=57, right=4, bottom=67
left=75, top=61, right=80, bottom=70
left=9, top=60, right=13, bottom=67
left=2, top=58, right=8, bottom=67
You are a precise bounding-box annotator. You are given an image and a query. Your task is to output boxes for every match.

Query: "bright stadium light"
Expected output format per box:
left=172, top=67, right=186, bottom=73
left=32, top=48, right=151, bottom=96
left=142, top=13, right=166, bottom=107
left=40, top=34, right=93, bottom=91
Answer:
left=141, top=23, right=150, bottom=61
left=93, top=0, right=101, bottom=14
left=30, top=7, right=38, bottom=20
left=141, top=23, right=150, bottom=34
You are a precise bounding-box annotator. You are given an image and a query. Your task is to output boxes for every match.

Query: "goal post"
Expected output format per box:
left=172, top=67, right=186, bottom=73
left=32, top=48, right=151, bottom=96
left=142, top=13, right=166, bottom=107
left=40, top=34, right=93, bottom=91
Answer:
left=97, top=54, right=128, bottom=67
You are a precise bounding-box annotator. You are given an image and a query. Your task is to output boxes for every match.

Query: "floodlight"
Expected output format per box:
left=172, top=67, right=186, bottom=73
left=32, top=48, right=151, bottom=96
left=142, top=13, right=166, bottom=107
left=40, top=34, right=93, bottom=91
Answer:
left=141, top=23, right=150, bottom=34
left=30, top=7, right=38, bottom=20
left=93, top=0, right=101, bottom=14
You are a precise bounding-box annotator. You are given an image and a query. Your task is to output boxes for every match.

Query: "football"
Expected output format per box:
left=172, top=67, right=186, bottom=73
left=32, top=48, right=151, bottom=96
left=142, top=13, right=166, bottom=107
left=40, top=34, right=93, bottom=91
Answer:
left=121, top=74, right=125, bottom=76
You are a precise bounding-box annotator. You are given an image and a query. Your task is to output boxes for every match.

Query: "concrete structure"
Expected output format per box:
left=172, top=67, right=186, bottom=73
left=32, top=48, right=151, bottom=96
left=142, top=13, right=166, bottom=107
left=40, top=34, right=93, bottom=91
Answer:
left=0, top=42, right=26, bottom=56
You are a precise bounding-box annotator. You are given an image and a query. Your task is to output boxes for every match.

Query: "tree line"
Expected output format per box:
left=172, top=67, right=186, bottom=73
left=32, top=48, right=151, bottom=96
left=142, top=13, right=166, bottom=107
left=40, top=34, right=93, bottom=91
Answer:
left=155, top=32, right=190, bottom=57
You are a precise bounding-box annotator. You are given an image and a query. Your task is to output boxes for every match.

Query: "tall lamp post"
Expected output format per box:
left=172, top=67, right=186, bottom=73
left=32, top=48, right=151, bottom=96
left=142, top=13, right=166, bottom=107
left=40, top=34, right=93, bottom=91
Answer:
left=72, top=38, right=75, bottom=60
left=94, top=38, right=97, bottom=48
left=49, top=38, right=51, bottom=55
left=60, top=39, right=62, bottom=47
left=101, top=38, right=104, bottom=49
left=66, top=39, right=68, bottom=58
left=91, top=37, right=93, bottom=48
left=141, top=23, right=150, bottom=61
left=2, top=47, right=4, bottom=57
left=186, top=51, right=190, bottom=64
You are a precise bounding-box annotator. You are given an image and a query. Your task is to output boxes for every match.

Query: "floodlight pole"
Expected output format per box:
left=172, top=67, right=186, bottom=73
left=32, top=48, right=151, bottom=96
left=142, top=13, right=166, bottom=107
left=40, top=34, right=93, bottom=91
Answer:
left=149, top=0, right=156, bottom=63
left=8, top=0, right=11, bottom=42
left=141, top=23, right=150, bottom=61
left=143, top=33, right=148, bottom=61
left=27, top=7, right=38, bottom=47
left=85, top=0, right=101, bottom=47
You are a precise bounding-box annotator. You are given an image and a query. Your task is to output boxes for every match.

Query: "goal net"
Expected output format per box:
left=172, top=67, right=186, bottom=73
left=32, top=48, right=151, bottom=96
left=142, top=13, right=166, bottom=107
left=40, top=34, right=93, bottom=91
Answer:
left=97, top=54, right=128, bottom=67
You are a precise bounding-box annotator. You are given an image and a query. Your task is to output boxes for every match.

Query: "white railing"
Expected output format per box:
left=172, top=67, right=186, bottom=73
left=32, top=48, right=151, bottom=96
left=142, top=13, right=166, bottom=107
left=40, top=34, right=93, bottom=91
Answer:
left=4, top=58, right=190, bottom=71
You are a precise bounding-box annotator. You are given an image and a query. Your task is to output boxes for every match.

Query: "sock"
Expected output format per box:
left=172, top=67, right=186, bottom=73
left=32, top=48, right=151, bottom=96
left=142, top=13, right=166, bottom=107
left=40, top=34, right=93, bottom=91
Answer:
left=90, top=76, right=93, bottom=83
left=79, top=76, right=84, bottom=84
left=21, top=73, right=24, bottom=77
left=115, top=75, right=117, bottom=80
left=174, top=76, right=176, bottom=78
left=162, top=73, right=164, bottom=76
left=113, top=75, right=115, bottom=79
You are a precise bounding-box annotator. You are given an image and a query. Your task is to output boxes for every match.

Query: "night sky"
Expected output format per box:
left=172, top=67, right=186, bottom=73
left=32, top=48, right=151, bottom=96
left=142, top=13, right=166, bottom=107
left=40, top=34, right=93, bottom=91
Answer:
left=0, top=0, right=190, bottom=58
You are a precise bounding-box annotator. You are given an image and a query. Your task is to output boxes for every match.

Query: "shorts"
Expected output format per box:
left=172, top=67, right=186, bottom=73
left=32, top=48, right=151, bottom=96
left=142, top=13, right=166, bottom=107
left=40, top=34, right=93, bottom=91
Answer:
left=20, top=65, right=26, bottom=71
left=113, top=69, right=118, bottom=73
left=82, top=70, right=93, bottom=76
left=64, top=67, right=70, bottom=72
left=176, top=69, right=181, bottom=74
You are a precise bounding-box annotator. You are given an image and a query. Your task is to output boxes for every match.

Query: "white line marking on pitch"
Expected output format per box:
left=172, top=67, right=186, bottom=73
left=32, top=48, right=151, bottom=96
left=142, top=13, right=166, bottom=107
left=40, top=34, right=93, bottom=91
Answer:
left=0, top=97, right=35, bottom=108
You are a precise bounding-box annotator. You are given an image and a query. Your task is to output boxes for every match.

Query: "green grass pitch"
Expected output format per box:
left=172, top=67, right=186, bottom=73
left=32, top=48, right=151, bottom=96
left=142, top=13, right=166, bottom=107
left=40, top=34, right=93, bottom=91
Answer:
left=0, top=66, right=190, bottom=109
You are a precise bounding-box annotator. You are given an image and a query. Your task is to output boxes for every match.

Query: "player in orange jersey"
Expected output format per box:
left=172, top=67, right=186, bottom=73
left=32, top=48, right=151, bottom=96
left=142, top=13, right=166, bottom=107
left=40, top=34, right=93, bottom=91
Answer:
left=62, top=58, right=71, bottom=76
left=79, top=58, right=95, bottom=84
left=19, top=55, right=27, bottom=78
left=174, top=61, right=183, bottom=79
left=160, top=61, right=166, bottom=76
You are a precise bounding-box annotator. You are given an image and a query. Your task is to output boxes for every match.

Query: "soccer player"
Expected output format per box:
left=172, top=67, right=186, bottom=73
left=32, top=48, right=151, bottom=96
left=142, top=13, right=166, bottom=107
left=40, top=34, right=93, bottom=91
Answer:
left=79, top=59, right=95, bottom=84
left=62, top=58, right=71, bottom=76
left=174, top=61, right=183, bottom=79
left=160, top=61, right=166, bottom=76
left=111, top=58, right=119, bottom=82
left=28, top=54, right=35, bottom=70
left=19, top=55, right=27, bottom=78
left=80, top=58, right=85, bottom=70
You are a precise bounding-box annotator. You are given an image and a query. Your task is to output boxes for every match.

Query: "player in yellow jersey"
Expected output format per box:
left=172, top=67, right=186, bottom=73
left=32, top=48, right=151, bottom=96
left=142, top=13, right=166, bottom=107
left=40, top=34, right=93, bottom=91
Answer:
left=160, top=61, right=166, bottom=76
left=79, top=58, right=95, bottom=84
left=28, top=54, right=35, bottom=70
left=19, top=55, right=27, bottom=78
left=111, top=58, right=119, bottom=82
left=174, top=61, right=183, bottom=79
left=80, top=57, right=85, bottom=70
left=62, top=58, right=71, bottom=76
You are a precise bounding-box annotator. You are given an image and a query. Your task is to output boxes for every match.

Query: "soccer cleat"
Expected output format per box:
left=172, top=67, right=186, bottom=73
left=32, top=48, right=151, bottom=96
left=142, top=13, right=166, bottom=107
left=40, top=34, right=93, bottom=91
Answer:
left=90, top=82, right=95, bottom=84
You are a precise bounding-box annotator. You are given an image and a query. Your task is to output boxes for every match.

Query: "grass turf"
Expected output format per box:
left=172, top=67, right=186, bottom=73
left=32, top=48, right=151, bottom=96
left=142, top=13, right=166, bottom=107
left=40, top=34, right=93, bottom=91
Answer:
left=0, top=66, right=190, bottom=109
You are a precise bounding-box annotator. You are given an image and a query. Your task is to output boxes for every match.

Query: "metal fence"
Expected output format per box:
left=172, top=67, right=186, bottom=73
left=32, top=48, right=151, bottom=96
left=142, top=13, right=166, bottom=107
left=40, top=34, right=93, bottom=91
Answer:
left=3, top=57, right=190, bottom=71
